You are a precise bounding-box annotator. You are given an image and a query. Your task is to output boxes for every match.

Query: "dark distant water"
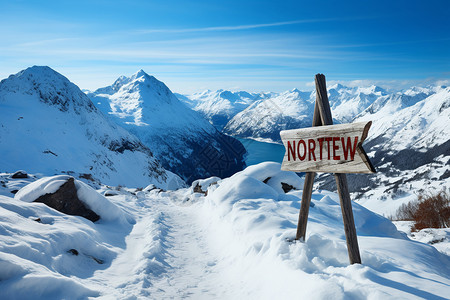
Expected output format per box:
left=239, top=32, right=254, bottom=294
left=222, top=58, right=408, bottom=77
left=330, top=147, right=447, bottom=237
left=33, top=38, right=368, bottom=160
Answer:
left=236, top=137, right=285, bottom=166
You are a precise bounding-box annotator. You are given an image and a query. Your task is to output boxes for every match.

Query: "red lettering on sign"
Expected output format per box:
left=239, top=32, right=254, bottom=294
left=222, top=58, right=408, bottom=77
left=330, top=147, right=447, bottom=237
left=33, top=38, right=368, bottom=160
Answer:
left=308, top=139, right=316, bottom=161
left=318, top=137, right=324, bottom=160
left=287, top=141, right=296, bottom=161
left=325, top=137, right=332, bottom=160
left=298, top=139, right=307, bottom=161
left=341, top=136, right=358, bottom=160
left=333, top=137, right=340, bottom=160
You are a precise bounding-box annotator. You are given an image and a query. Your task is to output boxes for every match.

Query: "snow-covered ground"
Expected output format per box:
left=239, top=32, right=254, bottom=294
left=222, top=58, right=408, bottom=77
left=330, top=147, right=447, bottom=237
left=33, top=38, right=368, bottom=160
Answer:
left=1, top=163, right=449, bottom=299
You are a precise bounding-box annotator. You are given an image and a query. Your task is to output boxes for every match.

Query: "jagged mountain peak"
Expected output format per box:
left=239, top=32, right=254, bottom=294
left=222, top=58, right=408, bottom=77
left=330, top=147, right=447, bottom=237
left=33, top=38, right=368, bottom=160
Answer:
left=130, top=69, right=159, bottom=83
left=89, top=74, right=246, bottom=183
left=0, top=66, right=96, bottom=114
left=329, top=83, right=346, bottom=90
left=124, top=71, right=172, bottom=96
left=8, top=65, right=70, bottom=86
left=17, top=65, right=61, bottom=78
left=357, top=85, right=386, bottom=95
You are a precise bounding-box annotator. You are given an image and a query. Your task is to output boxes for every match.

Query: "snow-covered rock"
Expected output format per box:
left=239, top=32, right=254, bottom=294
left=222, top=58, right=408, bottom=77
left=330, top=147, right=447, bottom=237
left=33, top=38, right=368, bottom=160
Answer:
left=0, top=66, right=182, bottom=189
left=89, top=71, right=246, bottom=183
left=15, top=175, right=133, bottom=224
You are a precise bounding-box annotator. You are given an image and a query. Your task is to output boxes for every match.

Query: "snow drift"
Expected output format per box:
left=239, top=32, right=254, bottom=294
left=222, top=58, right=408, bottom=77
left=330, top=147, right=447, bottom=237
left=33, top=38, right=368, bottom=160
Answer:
left=0, top=163, right=449, bottom=299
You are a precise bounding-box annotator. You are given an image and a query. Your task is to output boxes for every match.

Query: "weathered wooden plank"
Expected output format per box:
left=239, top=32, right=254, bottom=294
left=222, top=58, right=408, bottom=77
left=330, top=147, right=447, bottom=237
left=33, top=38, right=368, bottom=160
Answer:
left=280, top=122, right=375, bottom=173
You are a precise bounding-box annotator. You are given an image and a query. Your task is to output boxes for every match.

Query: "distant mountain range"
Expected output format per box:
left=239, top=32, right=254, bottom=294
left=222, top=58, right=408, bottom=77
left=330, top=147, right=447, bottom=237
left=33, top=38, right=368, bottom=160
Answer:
left=179, top=84, right=450, bottom=215
left=178, top=84, right=392, bottom=142
left=1, top=66, right=448, bottom=214
left=175, top=89, right=276, bottom=130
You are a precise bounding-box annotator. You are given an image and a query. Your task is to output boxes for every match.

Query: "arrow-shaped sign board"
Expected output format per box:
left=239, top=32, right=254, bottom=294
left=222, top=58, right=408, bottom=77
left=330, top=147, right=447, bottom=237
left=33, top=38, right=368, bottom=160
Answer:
left=280, top=121, right=375, bottom=174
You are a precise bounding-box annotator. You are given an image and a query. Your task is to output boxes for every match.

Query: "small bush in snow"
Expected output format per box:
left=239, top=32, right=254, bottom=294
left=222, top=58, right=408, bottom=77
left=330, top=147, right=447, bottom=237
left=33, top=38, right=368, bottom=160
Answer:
left=394, top=200, right=418, bottom=221
left=393, top=190, right=450, bottom=230
left=413, top=190, right=450, bottom=230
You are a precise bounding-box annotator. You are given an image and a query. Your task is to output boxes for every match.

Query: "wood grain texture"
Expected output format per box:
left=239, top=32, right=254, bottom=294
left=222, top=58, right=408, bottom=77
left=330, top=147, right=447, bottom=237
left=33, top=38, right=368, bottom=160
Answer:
left=280, top=122, right=375, bottom=173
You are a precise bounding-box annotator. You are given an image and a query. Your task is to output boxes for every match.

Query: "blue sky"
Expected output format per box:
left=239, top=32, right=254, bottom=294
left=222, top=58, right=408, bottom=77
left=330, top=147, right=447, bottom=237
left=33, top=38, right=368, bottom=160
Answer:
left=0, top=0, right=449, bottom=93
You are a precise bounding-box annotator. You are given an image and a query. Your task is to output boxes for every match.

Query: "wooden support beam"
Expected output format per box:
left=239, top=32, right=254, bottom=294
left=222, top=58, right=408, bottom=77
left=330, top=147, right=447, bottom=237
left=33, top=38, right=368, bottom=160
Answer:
left=314, top=74, right=362, bottom=265
left=295, top=83, right=322, bottom=241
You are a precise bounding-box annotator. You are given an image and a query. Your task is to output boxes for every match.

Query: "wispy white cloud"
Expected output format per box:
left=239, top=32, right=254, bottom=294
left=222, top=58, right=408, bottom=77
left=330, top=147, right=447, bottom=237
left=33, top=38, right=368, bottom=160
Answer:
left=132, top=17, right=373, bottom=34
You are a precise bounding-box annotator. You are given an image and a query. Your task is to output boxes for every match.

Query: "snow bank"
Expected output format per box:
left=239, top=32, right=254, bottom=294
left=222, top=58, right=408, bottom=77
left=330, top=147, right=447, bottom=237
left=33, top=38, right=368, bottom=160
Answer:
left=15, top=175, right=133, bottom=224
left=194, top=162, right=450, bottom=299
left=0, top=194, right=133, bottom=299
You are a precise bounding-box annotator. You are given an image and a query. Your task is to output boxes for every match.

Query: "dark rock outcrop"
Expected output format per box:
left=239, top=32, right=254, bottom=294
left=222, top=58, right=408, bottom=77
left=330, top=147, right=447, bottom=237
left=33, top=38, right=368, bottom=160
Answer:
left=11, top=170, right=28, bottom=179
left=34, top=178, right=100, bottom=222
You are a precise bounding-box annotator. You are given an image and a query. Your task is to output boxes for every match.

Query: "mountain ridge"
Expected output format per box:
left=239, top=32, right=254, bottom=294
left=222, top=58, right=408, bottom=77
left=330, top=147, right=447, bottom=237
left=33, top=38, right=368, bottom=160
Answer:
left=0, top=66, right=183, bottom=189
left=89, top=71, right=246, bottom=183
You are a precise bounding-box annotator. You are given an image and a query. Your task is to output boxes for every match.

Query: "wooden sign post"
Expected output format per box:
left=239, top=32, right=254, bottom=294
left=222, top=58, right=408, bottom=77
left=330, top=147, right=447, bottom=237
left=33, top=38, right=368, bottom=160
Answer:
left=280, top=74, right=375, bottom=264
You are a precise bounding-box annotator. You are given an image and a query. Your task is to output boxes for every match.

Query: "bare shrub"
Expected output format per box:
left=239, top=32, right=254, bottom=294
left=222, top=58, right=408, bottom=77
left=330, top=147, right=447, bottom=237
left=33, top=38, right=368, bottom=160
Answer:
left=413, top=190, right=450, bottom=230
left=394, top=200, right=418, bottom=221
left=392, top=189, right=450, bottom=230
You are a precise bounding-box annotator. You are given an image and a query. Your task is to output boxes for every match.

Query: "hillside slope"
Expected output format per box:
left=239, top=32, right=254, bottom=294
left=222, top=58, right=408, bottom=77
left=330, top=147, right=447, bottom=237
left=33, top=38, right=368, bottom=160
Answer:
left=0, top=66, right=182, bottom=189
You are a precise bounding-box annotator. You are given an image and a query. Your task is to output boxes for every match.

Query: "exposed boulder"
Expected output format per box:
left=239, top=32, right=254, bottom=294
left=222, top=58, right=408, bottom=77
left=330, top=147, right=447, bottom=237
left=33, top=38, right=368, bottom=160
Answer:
left=191, top=177, right=221, bottom=195
left=281, top=182, right=296, bottom=193
left=15, top=175, right=134, bottom=224
left=33, top=177, right=100, bottom=222
left=11, top=170, right=28, bottom=179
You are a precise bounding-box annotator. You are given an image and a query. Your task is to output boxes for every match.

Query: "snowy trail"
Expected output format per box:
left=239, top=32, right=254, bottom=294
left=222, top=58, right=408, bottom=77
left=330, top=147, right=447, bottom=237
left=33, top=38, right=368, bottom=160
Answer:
left=90, top=191, right=228, bottom=299
left=143, top=198, right=221, bottom=299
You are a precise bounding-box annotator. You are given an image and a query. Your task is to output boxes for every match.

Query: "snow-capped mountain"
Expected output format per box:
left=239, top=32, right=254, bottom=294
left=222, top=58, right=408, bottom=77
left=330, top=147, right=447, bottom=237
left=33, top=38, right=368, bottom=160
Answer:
left=327, top=84, right=388, bottom=123
left=89, top=71, right=246, bottom=183
left=221, top=85, right=387, bottom=142
left=223, top=89, right=315, bottom=142
left=315, top=86, right=450, bottom=216
left=0, top=66, right=182, bottom=189
left=176, top=89, right=275, bottom=130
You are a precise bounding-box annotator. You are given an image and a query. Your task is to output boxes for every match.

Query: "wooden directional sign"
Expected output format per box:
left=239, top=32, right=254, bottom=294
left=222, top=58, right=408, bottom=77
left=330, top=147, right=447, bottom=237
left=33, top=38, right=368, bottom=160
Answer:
left=280, top=73, right=376, bottom=265
left=280, top=122, right=375, bottom=174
